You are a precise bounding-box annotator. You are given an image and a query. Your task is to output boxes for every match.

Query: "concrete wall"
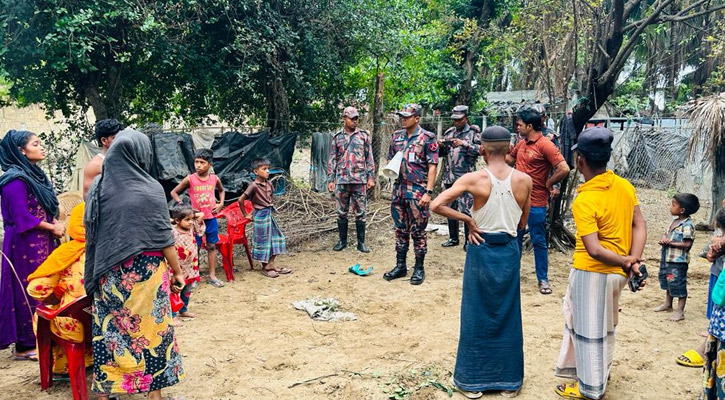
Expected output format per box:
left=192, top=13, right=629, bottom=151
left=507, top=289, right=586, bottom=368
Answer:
left=0, top=104, right=74, bottom=135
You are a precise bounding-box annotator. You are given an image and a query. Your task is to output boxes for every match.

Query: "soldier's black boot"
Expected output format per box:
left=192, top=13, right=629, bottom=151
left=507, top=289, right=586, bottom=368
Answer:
left=441, top=219, right=459, bottom=247
left=410, top=255, right=425, bottom=285
left=356, top=220, right=370, bottom=253
left=383, top=251, right=407, bottom=281
left=333, top=218, right=348, bottom=251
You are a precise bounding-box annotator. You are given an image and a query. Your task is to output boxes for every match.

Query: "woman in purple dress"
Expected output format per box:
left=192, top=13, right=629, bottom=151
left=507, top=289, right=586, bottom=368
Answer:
left=0, top=130, right=65, bottom=360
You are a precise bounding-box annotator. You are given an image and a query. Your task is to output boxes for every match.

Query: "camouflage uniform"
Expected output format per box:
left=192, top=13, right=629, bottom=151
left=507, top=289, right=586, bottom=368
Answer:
left=388, top=127, right=439, bottom=256
left=440, top=123, right=481, bottom=215
left=327, top=128, right=375, bottom=222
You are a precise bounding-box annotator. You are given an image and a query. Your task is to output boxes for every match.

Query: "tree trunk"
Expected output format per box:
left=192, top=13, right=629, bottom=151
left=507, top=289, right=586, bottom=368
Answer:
left=371, top=69, right=385, bottom=199
left=455, top=0, right=495, bottom=105
left=457, top=44, right=478, bottom=105
left=713, top=143, right=725, bottom=225
left=84, top=85, right=110, bottom=121
left=265, top=74, right=290, bottom=135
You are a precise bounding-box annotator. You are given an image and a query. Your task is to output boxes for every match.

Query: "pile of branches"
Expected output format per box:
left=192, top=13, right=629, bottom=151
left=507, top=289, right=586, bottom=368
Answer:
left=273, top=180, right=391, bottom=247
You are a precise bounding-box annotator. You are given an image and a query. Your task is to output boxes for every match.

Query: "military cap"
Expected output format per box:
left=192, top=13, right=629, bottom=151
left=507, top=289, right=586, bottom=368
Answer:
left=342, top=106, right=359, bottom=118
left=451, top=105, right=468, bottom=120
left=396, top=104, right=422, bottom=117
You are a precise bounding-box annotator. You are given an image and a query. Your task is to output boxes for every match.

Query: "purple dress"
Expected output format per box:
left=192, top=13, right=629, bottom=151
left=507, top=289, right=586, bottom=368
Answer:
left=0, top=179, right=56, bottom=349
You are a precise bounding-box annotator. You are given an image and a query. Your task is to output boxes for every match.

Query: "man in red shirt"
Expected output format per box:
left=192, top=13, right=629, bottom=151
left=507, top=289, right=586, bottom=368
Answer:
left=507, top=107, right=570, bottom=294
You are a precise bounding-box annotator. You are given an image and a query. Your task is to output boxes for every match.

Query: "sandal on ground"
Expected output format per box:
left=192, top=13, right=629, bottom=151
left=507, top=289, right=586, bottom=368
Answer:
left=261, top=268, right=279, bottom=278
left=275, top=267, right=292, bottom=274
left=501, top=387, right=521, bottom=398
left=676, top=349, right=704, bottom=367
left=555, top=382, right=592, bottom=400
left=13, top=351, right=38, bottom=361
left=539, top=280, right=553, bottom=295
left=207, top=277, right=225, bottom=287
left=349, top=263, right=374, bottom=276
left=449, top=377, right=483, bottom=399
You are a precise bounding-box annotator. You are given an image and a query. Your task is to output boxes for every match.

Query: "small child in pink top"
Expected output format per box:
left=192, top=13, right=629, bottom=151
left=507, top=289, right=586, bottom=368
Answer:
left=170, top=204, right=205, bottom=326
left=171, top=149, right=226, bottom=288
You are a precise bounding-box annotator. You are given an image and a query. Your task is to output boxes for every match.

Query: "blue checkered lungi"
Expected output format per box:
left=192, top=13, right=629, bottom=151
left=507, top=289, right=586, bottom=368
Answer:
left=252, top=207, right=286, bottom=263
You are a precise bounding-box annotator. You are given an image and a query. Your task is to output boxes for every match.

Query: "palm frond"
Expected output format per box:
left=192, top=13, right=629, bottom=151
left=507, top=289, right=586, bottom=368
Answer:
left=685, top=94, right=725, bottom=165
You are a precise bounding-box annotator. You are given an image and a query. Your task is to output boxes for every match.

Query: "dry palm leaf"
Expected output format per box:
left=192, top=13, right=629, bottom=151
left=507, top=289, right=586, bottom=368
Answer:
left=685, top=94, right=725, bottom=165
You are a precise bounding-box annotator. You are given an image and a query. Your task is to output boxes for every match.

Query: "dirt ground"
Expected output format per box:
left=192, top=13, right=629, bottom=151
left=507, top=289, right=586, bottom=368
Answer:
left=0, top=188, right=715, bottom=400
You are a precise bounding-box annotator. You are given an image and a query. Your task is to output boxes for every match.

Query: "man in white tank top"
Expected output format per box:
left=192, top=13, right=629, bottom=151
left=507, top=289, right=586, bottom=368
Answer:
left=431, top=126, right=532, bottom=398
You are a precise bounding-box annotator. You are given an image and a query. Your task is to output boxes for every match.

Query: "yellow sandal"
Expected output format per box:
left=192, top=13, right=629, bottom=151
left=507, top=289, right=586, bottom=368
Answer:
left=555, top=382, right=592, bottom=400
left=676, top=349, right=704, bottom=367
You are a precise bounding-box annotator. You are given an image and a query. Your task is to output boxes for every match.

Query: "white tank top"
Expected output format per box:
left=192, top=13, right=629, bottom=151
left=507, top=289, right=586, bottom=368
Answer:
left=470, top=168, right=523, bottom=237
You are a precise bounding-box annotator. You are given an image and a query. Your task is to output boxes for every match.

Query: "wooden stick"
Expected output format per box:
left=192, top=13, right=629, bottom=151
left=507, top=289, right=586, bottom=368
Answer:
left=288, top=373, right=339, bottom=388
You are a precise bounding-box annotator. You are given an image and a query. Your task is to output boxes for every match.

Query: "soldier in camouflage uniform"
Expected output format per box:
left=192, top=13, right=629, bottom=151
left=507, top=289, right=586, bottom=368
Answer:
left=327, top=106, right=376, bottom=253
left=383, top=104, right=439, bottom=285
left=439, top=105, right=481, bottom=249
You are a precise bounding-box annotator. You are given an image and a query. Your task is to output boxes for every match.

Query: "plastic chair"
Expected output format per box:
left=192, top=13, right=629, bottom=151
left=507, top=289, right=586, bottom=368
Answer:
left=215, top=201, right=255, bottom=281
left=37, top=295, right=92, bottom=400
left=57, top=191, right=83, bottom=243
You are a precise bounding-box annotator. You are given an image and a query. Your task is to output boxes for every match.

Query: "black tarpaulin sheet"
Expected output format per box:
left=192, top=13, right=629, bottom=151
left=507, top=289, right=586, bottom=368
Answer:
left=211, top=131, right=297, bottom=194
left=151, top=132, right=195, bottom=183
left=310, top=132, right=333, bottom=192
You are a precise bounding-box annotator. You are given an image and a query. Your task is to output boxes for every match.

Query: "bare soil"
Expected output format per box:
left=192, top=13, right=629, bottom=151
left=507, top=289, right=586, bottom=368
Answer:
left=0, top=188, right=713, bottom=400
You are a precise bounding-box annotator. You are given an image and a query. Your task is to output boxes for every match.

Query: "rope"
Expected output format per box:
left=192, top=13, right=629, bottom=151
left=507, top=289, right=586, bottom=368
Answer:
left=0, top=249, right=35, bottom=319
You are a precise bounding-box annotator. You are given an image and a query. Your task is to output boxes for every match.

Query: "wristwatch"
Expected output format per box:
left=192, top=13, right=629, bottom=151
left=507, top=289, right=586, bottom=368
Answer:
left=425, top=189, right=433, bottom=196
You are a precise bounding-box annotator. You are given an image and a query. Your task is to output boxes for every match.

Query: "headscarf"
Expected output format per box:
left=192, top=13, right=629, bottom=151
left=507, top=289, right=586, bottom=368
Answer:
left=0, top=130, right=59, bottom=217
left=27, top=202, right=86, bottom=281
left=84, top=128, right=174, bottom=295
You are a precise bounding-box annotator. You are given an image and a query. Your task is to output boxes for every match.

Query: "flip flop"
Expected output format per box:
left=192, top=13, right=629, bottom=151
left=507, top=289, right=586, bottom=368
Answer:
left=449, top=376, right=483, bottom=399
left=207, top=278, right=225, bottom=287
left=261, top=269, right=279, bottom=278
left=676, top=349, right=704, bottom=367
left=14, top=351, right=38, bottom=361
left=348, top=263, right=373, bottom=276
left=275, top=267, right=292, bottom=274
left=555, top=382, right=591, bottom=399
left=501, top=387, right=521, bottom=398
left=539, top=281, right=553, bottom=295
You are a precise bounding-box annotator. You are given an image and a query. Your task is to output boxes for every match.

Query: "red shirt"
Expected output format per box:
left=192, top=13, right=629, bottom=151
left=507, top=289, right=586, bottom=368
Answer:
left=509, top=134, right=565, bottom=207
left=188, top=173, right=218, bottom=219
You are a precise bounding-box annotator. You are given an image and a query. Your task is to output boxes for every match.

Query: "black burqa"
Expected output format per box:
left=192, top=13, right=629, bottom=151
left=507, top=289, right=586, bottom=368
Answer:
left=84, top=128, right=174, bottom=295
left=0, top=130, right=59, bottom=217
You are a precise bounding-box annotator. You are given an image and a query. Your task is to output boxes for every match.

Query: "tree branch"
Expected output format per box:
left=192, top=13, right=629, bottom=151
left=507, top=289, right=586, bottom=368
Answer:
left=661, top=4, right=725, bottom=22
left=675, top=0, right=711, bottom=16
left=602, top=0, right=675, bottom=84
left=623, top=0, right=645, bottom=20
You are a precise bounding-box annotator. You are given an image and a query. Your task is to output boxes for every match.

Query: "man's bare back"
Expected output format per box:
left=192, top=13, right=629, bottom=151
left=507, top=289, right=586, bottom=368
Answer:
left=83, top=154, right=104, bottom=197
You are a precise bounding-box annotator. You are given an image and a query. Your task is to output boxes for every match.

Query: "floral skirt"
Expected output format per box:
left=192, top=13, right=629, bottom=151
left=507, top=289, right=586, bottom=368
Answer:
left=91, top=253, right=184, bottom=394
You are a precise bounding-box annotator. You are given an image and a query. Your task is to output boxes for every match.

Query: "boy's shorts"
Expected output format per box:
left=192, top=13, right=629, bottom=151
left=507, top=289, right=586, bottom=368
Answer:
left=658, top=260, right=689, bottom=298
left=196, top=218, right=220, bottom=247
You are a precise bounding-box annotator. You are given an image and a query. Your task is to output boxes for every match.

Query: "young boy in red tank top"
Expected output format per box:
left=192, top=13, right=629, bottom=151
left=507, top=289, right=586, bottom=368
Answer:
left=171, top=149, right=226, bottom=287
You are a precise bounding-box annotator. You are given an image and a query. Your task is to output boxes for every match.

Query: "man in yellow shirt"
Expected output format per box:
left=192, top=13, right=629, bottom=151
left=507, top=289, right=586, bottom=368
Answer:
left=554, top=127, right=647, bottom=400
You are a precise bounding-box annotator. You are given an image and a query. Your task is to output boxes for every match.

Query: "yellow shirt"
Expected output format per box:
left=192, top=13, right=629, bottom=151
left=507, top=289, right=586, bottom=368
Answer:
left=572, top=170, right=638, bottom=276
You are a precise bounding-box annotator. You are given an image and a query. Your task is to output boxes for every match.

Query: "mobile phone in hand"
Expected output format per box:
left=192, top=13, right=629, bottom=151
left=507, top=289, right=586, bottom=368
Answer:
left=628, top=264, right=648, bottom=292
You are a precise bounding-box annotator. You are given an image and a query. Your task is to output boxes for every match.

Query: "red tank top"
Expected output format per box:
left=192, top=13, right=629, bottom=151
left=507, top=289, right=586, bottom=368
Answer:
left=188, top=174, right=217, bottom=219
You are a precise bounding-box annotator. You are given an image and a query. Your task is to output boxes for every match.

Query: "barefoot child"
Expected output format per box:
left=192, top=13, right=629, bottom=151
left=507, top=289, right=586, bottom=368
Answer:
left=170, top=205, right=205, bottom=326
left=171, top=149, right=226, bottom=288
left=655, top=193, right=699, bottom=321
left=239, top=158, right=289, bottom=278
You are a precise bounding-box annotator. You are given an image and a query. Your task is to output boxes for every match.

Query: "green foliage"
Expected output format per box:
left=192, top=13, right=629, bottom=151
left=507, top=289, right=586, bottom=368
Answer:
left=378, top=365, right=454, bottom=399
